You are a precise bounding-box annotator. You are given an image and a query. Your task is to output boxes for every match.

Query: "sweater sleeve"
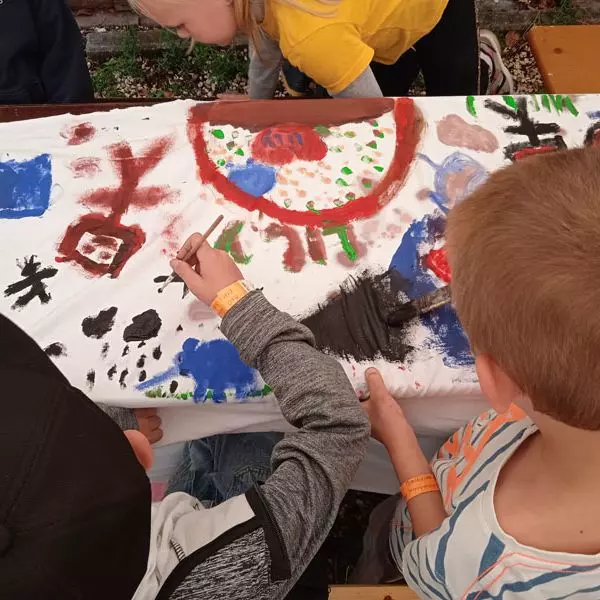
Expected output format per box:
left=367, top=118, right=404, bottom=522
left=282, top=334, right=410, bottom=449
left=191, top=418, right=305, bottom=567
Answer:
left=248, top=34, right=282, bottom=100
left=221, top=291, right=370, bottom=593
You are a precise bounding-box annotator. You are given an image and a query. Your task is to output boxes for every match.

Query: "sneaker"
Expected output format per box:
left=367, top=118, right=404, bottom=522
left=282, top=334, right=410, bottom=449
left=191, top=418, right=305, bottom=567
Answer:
left=479, top=29, right=515, bottom=95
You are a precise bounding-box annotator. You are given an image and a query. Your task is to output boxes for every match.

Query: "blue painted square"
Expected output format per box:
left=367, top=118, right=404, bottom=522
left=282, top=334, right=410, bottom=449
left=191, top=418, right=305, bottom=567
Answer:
left=0, top=154, right=52, bottom=219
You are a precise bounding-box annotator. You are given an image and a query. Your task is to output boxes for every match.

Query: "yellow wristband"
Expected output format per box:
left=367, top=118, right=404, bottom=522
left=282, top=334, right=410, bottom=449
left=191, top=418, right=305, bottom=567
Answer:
left=400, top=474, right=439, bottom=502
left=211, top=280, right=253, bottom=318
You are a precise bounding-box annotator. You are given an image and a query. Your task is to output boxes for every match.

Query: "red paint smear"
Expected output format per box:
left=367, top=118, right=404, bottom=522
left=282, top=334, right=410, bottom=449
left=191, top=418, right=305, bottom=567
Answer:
left=305, top=226, right=326, bottom=263
left=62, top=122, right=96, bottom=146
left=187, top=98, right=423, bottom=227
left=80, top=136, right=177, bottom=216
left=69, top=157, right=101, bottom=178
left=92, top=235, right=119, bottom=249
left=251, top=125, right=327, bottom=166
left=336, top=224, right=367, bottom=267
left=511, top=145, right=560, bottom=161
left=424, top=247, right=451, bottom=283
left=161, top=214, right=183, bottom=255
left=265, top=223, right=306, bottom=272
left=57, top=213, right=145, bottom=278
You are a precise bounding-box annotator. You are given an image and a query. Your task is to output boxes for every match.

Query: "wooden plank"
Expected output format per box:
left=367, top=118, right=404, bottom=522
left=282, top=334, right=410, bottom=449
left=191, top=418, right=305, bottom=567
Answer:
left=528, top=25, right=600, bottom=93
left=0, top=100, right=167, bottom=124
left=329, top=585, right=418, bottom=600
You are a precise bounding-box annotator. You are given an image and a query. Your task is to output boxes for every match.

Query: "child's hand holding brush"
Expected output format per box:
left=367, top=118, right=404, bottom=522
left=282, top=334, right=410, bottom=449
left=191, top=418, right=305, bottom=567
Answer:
left=170, top=234, right=244, bottom=306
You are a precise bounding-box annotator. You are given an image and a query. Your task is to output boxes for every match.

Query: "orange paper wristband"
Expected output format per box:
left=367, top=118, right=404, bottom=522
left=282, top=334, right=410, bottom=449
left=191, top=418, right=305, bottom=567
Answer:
left=400, top=474, right=439, bottom=502
left=211, top=280, right=252, bottom=318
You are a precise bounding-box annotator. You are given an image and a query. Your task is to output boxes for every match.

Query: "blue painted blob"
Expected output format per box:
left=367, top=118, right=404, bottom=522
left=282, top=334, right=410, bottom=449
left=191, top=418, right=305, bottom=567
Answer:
left=389, top=214, right=473, bottom=368
left=0, top=154, right=52, bottom=219
left=227, top=159, right=276, bottom=197
left=418, top=151, right=488, bottom=215
left=136, top=338, right=259, bottom=403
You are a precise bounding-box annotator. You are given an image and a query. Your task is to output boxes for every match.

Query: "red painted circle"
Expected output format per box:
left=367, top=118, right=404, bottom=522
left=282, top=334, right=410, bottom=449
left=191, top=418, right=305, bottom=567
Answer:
left=187, top=99, right=422, bottom=228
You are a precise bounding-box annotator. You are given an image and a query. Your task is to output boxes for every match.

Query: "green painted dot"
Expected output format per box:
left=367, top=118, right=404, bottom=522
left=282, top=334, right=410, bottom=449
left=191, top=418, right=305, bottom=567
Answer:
left=373, top=165, right=384, bottom=172
left=235, top=148, right=244, bottom=156
left=344, top=131, right=356, bottom=138
left=345, top=192, right=356, bottom=201
left=306, top=202, right=321, bottom=214
left=361, top=155, right=373, bottom=163
left=284, top=198, right=292, bottom=208
left=341, top=166, right=353, bottom=175
left=334, top=198, right=345, bottom=207
left=211, top=129, right=225, bottom=139
left=362, top=178, right=373, bottom=189
left=314, top=125, right=331, bottom=136
left=217, top=159, right=226, bottom=167
left=373, top=129, right=384, bottom=139
left=366, top=141, right=377, bottom=149
left=332, top=146, right=343, bottom=153
left=369, top=119, right=379, bottom=127
left=336, top=178, right=348, bottom=186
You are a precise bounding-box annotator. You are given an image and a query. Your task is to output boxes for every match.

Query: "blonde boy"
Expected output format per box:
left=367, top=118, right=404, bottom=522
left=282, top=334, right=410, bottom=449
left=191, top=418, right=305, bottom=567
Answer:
left=360, top=146, right=600, bottom=597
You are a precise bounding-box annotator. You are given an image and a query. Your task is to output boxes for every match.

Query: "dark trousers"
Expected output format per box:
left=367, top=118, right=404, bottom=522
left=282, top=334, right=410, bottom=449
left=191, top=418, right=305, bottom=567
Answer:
left=371, top=0, right=480, bottom=96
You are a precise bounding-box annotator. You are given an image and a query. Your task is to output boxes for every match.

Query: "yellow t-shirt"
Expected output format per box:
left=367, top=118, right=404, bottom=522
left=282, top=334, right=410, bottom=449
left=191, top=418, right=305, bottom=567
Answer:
left=261, top=0, right=449, bottom=94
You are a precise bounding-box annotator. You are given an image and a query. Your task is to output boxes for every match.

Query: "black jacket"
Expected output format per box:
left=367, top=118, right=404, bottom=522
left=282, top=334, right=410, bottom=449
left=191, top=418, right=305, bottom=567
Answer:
left=0, top=0, right=94, bottom=103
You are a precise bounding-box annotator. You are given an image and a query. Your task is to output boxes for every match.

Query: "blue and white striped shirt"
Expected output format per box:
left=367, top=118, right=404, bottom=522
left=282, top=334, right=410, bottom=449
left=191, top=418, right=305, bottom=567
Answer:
left=391, top=406, right=600, bottom=599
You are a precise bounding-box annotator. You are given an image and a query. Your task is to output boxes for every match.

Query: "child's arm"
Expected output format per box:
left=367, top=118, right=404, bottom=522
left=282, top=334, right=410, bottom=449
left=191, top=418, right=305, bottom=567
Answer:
left=334, top=66, right=384, bottom=98
left=362, top=369, right=447, bottom=537
left=248, top=37, right=283, bottom=100
left=30, top=0, right=94, bottom=102
left=169, top=239, right=370, bottom=594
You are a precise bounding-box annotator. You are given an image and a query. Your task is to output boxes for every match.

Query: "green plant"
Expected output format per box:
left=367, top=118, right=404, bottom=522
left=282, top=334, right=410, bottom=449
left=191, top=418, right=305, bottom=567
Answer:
left=538, top=0, right=583, bottom=25
left=91, top=27, right=143, bottom=97
left=157, top=29, right=189, bottom=72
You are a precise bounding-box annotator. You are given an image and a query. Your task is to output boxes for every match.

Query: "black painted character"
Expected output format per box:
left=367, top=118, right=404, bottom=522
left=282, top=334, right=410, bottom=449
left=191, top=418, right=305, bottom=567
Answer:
left=154, top=273, right=189, bottom=298
left=485, top=97, right=566, bottom=162
left=4, top=255, right=58, bottom=309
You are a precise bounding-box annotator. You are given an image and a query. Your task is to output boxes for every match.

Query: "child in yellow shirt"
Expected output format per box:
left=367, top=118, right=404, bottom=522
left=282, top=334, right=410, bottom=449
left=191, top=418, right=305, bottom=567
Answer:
left=130, top=0, right=513, bottom=99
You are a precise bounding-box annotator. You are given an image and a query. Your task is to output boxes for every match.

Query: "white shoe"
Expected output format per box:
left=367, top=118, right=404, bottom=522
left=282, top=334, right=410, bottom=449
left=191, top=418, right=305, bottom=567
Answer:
left=479, top=29, right=515, bottom=95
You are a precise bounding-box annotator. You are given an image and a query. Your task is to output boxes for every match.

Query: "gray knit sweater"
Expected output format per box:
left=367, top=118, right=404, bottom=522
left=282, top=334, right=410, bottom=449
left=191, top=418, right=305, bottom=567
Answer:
left=130, top=291, right=370, bottom=599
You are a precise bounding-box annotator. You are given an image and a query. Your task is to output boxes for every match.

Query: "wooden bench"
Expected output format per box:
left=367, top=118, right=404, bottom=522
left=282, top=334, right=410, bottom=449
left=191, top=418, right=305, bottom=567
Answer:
left=528, top=24, right=600, bottom=93
left=329, top=585, right=419, bottom=599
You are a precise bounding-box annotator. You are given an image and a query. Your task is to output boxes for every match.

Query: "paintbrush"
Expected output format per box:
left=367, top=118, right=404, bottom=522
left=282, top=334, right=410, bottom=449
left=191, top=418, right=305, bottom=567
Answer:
left=387, top=285, right=452, bottom=327
left=158, top=214, right=224, bottom=293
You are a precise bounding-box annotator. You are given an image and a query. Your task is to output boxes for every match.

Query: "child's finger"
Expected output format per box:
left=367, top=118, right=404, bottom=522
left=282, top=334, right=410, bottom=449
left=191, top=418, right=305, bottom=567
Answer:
left=148, top=428, right=164, bottom=444
left=170, top=258, right=206, bottom=297
left=145, top=415, right=162, bottom=430
left=176, top=232, right=204, bottom=260
left=135, top=407, right=158, bottom=417
left=365, top=368, right=390, bottom=400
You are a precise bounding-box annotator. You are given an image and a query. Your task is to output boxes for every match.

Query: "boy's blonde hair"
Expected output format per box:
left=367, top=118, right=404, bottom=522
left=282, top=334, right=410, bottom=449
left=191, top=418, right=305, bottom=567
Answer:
left=446, top=147, right=600, bottom=430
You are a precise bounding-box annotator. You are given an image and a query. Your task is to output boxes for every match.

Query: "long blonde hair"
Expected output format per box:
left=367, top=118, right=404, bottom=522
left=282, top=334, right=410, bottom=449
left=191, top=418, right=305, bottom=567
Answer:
left=130, top=0, right=340, bottom=53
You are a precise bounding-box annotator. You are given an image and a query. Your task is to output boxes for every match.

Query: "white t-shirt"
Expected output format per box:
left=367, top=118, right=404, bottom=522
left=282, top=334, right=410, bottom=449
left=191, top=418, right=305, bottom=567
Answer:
left=392, top=406, right=600, bottom=599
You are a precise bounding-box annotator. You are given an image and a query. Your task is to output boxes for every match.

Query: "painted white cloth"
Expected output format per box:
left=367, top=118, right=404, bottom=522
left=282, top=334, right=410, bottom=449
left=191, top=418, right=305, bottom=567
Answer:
left=1, top=95, right=598, bottom=464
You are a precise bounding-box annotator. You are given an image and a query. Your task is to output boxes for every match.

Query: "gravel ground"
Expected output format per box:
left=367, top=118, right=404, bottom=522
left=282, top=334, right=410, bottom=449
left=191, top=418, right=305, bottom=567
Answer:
left=87, top=27, right=545, bottom=100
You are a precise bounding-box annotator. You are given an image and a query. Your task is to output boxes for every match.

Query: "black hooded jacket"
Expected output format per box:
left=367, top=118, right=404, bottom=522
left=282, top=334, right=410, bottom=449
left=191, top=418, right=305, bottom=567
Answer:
left=0, top=0, right=94, bottom=103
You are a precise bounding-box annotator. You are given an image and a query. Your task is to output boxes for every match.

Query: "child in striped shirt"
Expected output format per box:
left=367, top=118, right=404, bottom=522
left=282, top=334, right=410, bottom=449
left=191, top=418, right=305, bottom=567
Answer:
left=358, top=146, right=600, bottom=598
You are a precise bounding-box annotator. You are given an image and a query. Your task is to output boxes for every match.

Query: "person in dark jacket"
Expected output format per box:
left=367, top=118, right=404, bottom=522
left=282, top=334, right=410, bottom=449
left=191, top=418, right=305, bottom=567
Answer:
left=0, top=0, right=94, bottom=104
